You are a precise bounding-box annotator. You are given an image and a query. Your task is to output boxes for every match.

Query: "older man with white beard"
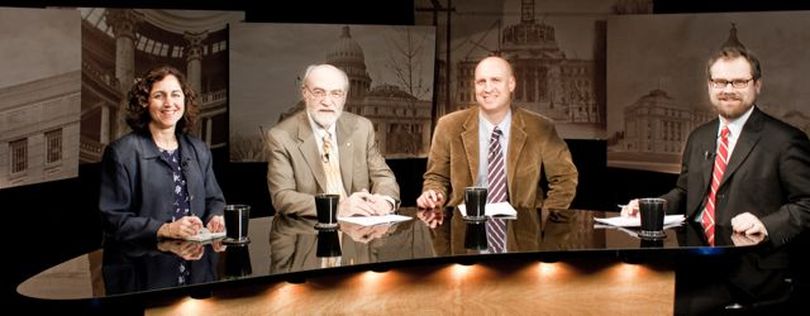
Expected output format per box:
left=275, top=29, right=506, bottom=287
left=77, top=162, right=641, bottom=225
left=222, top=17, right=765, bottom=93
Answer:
left=266, top=64, right=399, bottom=217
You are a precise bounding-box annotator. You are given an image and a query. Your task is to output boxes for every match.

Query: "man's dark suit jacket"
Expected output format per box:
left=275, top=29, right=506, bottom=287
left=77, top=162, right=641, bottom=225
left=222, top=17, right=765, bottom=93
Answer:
left=662, top=106, right=810, bottom=257
left=662, top=106, right=810, bottom=310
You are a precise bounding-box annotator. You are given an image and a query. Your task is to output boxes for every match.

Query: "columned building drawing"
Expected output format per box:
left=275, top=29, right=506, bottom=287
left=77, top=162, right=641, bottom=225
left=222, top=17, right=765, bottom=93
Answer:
left=619, top=89, right=710, bottom=154
left=79, top=8, right=240, bottom=162
left=359, top=85, right=432, bottom=158
left=607, top=88, right=711, bottom=173
left=607, top=23, right=768, bottom=173
left=0, top=71, right=81, bottom=189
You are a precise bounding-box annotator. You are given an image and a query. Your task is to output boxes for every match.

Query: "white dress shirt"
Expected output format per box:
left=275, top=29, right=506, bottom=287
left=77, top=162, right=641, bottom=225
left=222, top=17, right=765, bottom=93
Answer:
left=719, top=105, right=755, bottom=157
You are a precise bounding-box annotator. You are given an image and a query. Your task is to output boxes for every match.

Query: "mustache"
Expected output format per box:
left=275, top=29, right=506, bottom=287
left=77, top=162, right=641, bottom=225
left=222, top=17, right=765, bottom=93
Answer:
left=717, top=93, right=742, bottom=100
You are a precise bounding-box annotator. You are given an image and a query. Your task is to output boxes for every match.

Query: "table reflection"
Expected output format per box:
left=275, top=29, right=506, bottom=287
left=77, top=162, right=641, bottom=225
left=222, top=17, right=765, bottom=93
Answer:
left=19, top=207, right=774, bottom=303
left=269, top=210, right=435, bottom=274
left=674, top=221, right=793, bottom=313
left=223, top=245, right=252, bottom=278
left=418, top=207, right=768, bottom=255
left=677, top=220, right=770, bottom=247
left=95, top=208, right=771, bottom=297
left=430, top=206, right=552, bottom=254
left=463, top=221, right=488, bottom=251
left=101, top=239, right=220, bottom=295
left=422, top=207, right=583, bottom=255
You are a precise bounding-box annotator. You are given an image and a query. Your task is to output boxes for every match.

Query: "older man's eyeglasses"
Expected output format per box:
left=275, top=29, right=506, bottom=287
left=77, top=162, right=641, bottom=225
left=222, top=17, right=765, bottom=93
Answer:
left=708, top=78, right=755, bottom=89
left=304, top=86, right=346, bottom=100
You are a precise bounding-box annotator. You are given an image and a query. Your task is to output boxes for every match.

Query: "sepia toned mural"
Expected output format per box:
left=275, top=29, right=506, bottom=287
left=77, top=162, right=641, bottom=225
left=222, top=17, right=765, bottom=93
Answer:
left=607, top=12, right=810, bottom=173
left=78, top=8, right=243, bottom=163
left=415, top=0, right=653, bottom=140
left=0, top=8, right=80, bottom=189
left=229, top=23, right=436, bottom=162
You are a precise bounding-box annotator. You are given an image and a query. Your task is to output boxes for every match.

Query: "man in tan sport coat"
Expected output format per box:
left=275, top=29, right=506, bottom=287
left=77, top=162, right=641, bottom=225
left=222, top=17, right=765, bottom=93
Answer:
left=267, top=64, right=399, bottom=217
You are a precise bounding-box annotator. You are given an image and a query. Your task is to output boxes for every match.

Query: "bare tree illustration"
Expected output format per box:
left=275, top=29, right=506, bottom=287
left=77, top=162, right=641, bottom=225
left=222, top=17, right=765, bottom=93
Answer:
left=385, top=28, right=431, bottom=100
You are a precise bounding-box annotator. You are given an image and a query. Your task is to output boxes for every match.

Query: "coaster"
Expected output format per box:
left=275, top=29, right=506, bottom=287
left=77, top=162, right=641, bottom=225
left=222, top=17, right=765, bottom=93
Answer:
left=222, top=237, right=251, bottom=245
left=638, top=229, right=666, bottom=239
left=462, top=215, right=488, bottom=223
left=314, top=222, right=340, bottom=231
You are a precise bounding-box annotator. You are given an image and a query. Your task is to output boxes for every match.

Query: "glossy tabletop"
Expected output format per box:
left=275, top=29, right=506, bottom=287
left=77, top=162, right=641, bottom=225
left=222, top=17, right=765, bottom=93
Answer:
left=17, top=207, right=763, bottom=300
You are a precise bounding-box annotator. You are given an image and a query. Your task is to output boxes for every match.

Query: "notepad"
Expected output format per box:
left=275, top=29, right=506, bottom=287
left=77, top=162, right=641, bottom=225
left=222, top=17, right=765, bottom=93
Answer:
left=337, top=214, right=413, bottom=226
left=457, top=202, right=518, bottom=217
left=594, top=214, right=685, bottom=228
left=184, top=228, right=226, bottom=242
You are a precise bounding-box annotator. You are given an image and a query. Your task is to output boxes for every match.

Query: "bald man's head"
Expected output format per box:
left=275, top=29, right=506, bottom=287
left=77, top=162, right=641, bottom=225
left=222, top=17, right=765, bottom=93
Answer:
left=476, top=56, right=514, bottom=78
left=474, top=56, right=515, bottom=118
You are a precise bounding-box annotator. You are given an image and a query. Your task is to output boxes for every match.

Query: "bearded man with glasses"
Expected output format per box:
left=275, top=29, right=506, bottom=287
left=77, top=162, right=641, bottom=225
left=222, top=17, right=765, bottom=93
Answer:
left=266, top=64, right=399, bottom=217
left=621, top=46, right=810, bottom=312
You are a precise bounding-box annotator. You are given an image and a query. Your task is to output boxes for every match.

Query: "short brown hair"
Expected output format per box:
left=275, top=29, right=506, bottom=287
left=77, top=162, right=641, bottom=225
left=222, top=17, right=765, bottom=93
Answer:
left=125, top=65, right=199, bottom=134
left=706, top=46, right=762, bottom=80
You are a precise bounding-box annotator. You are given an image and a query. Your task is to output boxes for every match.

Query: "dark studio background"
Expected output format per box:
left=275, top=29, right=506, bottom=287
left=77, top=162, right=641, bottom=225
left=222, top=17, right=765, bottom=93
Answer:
left=2, top=0, right=809, bottom=312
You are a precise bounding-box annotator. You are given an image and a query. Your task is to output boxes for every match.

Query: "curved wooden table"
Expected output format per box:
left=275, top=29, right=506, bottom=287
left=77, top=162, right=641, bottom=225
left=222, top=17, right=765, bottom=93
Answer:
left=18, top=208, right=761, bottom=314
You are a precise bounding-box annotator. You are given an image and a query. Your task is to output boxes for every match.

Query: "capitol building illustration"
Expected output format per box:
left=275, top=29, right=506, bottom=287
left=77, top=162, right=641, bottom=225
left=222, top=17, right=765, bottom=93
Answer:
left=604, top=23, right=810, bottom=173
left=450, top=0, right=603, bottom=138
left=276, top=26, right=433, bottom=159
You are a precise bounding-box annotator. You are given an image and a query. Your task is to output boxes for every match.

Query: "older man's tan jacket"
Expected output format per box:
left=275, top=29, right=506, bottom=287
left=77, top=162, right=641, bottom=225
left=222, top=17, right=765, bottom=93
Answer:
left=422, top=106, right=578, bottom=210
left=266, top=111, right=399, bottom=216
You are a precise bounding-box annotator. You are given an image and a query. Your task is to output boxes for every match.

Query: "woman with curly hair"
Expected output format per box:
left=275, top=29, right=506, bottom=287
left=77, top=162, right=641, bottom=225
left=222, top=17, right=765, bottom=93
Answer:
left=99, top=65, right=226, bottom=242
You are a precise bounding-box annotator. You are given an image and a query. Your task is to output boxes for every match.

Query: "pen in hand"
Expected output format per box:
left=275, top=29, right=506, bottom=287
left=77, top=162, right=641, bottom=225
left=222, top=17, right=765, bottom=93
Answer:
left=359, top=188, right=372, bottom=202
left=189, top=214, right=204, bottom=235
left=428, top=191, right=442, bottom=209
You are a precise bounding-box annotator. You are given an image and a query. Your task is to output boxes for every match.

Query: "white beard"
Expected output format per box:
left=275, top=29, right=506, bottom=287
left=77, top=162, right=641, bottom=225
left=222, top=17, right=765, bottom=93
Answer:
left=310, top=110, right=341, bottom=128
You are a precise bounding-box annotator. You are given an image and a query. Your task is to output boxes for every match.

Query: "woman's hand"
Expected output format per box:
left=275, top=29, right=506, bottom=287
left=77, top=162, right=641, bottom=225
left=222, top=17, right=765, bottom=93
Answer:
left=158, top=216, right=204, bottom=239
left=207, top=215, right=225, bottom=233
left=157, top=240, right=204, bottom=260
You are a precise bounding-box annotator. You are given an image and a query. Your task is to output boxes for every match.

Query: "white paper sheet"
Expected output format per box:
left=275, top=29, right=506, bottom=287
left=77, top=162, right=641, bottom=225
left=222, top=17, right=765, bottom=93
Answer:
left=594, top=214, right=685, bottom=228
left=337, top=214, right=412, bottom=226
left=457, top=202, right=518, bottom=217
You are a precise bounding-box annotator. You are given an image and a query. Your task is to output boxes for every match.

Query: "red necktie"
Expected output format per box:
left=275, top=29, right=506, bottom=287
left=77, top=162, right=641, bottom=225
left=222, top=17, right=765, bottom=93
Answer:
left=486, top=127, right=507, bottom=252
left=702, top=126, right=730, bottom=246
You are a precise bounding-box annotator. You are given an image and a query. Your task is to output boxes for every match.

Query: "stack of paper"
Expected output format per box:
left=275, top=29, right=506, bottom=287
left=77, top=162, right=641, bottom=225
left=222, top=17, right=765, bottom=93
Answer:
left=457, top=202, right=517, bottom=217
left=594, top=214, right=685, bottom=228
left=337, top=214, right=412, bottom=226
